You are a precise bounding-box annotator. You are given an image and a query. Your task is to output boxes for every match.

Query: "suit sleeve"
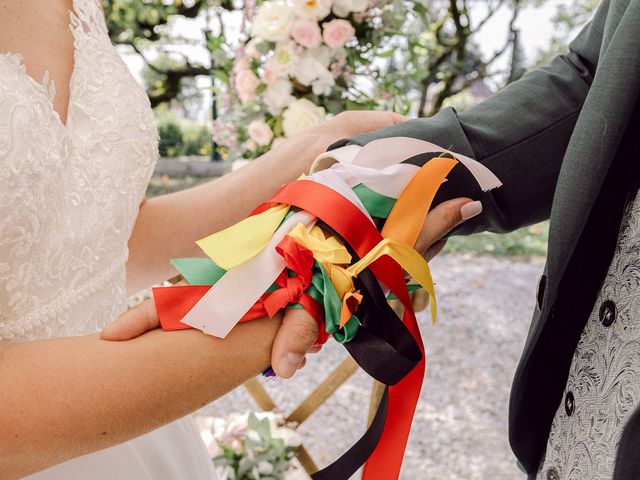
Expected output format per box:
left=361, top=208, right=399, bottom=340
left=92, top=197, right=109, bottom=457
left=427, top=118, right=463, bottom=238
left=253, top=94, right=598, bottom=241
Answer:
left=333, top=0, right=609, bottom=235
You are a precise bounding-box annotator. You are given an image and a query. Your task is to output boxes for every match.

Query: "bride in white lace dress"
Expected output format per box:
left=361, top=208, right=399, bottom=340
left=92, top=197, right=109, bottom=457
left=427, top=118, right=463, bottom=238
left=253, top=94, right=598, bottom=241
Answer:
left=0, top=1, right=405, bottom=478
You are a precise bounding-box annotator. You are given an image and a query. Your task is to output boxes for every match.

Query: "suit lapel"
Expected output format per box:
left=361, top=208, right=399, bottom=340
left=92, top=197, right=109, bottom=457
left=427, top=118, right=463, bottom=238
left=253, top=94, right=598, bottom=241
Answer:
left=543, top=2, right=640, bottom=308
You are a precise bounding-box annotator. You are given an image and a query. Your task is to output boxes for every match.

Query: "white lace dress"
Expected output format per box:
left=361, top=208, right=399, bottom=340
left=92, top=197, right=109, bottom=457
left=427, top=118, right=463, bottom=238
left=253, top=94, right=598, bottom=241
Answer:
left=0, top=1, right=217, bottom=478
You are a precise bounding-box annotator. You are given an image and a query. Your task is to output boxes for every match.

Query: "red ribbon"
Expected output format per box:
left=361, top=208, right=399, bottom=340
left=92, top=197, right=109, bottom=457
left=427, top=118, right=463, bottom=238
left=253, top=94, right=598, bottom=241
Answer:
left=156, top=177, right=424, bottom=479
left=254, top=180, right=424, bottom=480
left=154, top=236, right=328, bottom=345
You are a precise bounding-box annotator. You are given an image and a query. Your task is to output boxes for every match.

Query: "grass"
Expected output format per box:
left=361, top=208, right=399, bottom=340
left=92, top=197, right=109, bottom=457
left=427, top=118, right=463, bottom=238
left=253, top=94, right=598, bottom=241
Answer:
left=148, top=175, right=549, bottom=258
left=443, top=222, right=549, bottom=257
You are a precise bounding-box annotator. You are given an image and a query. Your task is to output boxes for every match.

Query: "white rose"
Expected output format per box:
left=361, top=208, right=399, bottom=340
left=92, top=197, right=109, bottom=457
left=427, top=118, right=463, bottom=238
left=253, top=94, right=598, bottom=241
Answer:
left=282, top=98, right=326, bottom=137
left=309, top=45, right=332, bottom=68
left=293, top=54, right=324, bottom=86
left=312, top=68, right=335, bottom=95
left=292, top=0, right=332, bottom=20
left=251, top=1, right=295, bottom=42
left=293, top=47, right=334, bottom=93
left=262, top=78, right=295, bottom=115
left=332, top=0, right=369, bottom=17
left=264, top=42, right=298, bottom=77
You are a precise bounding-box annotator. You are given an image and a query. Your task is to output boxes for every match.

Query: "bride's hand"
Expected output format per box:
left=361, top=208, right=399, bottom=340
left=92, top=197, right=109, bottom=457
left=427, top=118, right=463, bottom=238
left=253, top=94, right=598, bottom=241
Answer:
left=266, top=111, right=407, bottom=171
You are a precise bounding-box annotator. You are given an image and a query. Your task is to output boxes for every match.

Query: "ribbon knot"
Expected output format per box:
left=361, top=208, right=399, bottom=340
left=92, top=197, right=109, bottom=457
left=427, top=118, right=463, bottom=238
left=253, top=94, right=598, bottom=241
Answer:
left=283, top=276, right=305, bottom=303
left=253, top=235, right=328, bottom=346
left=261, top=236, right=315, bottom=317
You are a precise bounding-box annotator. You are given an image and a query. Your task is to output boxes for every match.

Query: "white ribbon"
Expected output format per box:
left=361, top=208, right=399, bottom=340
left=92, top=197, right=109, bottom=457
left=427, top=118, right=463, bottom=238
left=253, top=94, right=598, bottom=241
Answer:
left=181, top=137, right=501, bottom=337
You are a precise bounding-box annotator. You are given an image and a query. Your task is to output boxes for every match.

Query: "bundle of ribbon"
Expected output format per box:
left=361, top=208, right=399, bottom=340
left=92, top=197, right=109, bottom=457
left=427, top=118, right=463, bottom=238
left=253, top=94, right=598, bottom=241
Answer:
left=153, top=137, right=501, bottom=480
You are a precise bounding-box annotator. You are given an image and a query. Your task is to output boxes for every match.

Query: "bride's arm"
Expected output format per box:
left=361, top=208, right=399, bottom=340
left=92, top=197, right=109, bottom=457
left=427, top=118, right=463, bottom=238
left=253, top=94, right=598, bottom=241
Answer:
left=0, top=190, right=473, bottom=480
left=125, top=112, right=405, bottom=294
left=0, top=311, right=279, bottom=480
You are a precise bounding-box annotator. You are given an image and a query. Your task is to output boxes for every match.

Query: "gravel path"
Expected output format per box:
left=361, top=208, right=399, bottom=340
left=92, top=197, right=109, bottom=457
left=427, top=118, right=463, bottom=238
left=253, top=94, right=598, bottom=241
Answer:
left=199, top=254, right=544, bottom=479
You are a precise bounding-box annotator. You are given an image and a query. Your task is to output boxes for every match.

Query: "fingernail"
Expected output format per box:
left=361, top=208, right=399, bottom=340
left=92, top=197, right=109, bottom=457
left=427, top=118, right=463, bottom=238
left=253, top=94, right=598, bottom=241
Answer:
left=277, top=353, right=304, bottom=378
left=460, top=201, right=482, bottom=220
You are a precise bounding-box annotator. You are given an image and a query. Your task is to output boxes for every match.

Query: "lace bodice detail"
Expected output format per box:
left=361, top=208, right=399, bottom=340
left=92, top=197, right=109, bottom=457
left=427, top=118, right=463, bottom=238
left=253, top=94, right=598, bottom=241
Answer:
left=0, top=0, right=158, bottom=341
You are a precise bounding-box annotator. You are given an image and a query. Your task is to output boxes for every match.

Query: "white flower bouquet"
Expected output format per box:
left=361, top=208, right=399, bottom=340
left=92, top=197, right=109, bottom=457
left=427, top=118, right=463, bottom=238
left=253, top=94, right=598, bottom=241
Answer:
left=203, top=412, right=302, bottom=480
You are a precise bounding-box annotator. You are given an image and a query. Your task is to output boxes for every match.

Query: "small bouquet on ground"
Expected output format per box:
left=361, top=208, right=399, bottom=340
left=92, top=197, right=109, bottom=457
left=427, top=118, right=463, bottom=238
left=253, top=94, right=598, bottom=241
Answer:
left=204, top=412, right=301, bottom=480
left=153, top=137, right=501, bottom=480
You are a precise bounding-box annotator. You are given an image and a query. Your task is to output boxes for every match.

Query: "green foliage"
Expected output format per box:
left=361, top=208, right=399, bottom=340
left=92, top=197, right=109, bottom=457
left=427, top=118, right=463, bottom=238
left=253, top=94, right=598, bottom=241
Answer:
left=445, top=222, right=549, bottom=257
left=104, top=0, right=208, bottom=43
left=158, top=120, right=184, bottom=157
left=156, top=113, right=212, bottom=157
left=213, top=413, right=298, bottom=480
left=183, top=124, right=213, bottom=156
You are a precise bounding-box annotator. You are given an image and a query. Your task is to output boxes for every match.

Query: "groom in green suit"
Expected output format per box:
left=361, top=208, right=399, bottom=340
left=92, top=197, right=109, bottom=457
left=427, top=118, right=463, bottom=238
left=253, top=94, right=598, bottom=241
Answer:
left=333, top=0, right=640, bottom=477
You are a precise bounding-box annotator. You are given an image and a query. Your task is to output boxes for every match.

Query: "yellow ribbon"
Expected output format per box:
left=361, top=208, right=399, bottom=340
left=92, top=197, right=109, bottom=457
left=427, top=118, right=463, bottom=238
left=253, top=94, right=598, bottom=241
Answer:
left=196, top=204, right=290, bottom=269
left=287, top=223, right=352, bottom=265
left=346, top=238, right=436, bottom=322
left=287, top=223, right=436, bottom=326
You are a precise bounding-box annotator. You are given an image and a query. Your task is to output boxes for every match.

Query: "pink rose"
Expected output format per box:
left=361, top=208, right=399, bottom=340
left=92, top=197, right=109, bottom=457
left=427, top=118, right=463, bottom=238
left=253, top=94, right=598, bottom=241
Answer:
left=233, top=56, right=250, bottom=74
left=234, top=69, right=260, bottom=103
left=247, top=119, right=274, bottom=146
left=322, top=19, right=355, bottom=49
left=261, top=65, right=277, bottom=84
left=291, top=19, right=322, bottom=49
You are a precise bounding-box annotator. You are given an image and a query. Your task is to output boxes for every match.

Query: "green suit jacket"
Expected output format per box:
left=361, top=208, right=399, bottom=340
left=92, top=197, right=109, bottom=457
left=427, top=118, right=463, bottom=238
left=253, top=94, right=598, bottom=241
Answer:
left=333, top=0, right=640, bottom=476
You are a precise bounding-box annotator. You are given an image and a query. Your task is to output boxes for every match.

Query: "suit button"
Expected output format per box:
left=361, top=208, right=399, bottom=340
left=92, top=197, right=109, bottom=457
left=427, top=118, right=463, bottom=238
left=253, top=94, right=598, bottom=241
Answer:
left=536, top=274, right=547, bottom=310
left=547, top=467, right=560, bottom=480
left=565, top=391, right=575, bottom=416
left=599, top=300, right=617, bottom=327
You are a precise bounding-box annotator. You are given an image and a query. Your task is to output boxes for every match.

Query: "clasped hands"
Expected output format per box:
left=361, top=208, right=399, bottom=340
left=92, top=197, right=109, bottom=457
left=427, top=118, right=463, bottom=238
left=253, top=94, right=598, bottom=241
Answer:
left=101, top=111, right=482, bottom=379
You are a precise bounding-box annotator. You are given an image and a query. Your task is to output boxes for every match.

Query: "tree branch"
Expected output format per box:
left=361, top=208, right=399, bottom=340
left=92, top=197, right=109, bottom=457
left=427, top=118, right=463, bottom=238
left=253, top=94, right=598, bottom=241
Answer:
left=472, top=0, right=507, bottom=33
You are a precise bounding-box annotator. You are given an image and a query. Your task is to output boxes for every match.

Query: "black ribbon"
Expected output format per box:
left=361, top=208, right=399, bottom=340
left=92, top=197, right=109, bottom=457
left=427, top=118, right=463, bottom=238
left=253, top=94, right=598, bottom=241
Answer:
left=310, top=220, right=420, bottom=479
left=310, top=158, right=486, bottom=479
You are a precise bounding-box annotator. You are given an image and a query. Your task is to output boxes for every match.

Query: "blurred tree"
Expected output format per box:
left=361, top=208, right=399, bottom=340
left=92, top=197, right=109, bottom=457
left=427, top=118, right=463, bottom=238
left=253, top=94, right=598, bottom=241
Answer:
left=142, top=54, right=205, bottom=118
left=158, top=119, right=184, bottom=157
left=533, top=0, right=601, bottom=66
left=507, top=27, right=526, bottom=84
left=103, top=0, right=235, bottom=159
left=104, top=1, right=217, bottom=108
left=104, top=0, right=533, bottom=118
left=372, top=0, right=531, bottom=117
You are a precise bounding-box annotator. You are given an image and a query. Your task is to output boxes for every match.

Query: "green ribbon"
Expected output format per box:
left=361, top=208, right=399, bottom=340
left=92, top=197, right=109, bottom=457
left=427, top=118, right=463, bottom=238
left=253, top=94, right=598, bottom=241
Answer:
left=352, top=183, right=397, bottom=218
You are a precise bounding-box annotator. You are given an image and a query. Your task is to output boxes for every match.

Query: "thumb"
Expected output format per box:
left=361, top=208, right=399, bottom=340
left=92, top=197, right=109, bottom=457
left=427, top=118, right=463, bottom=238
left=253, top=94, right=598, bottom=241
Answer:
left=415, top=198, right=483, bottom=253
left=100, top=299, right=159, bottom=341
left=271, top=309, right=319, bottom=379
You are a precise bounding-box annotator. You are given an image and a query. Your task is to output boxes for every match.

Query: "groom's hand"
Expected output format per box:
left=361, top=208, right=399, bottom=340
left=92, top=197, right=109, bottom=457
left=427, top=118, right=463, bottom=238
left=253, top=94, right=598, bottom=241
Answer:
left=270, top=197, right=483, bottom=378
